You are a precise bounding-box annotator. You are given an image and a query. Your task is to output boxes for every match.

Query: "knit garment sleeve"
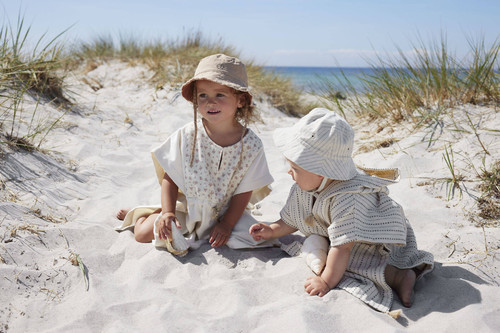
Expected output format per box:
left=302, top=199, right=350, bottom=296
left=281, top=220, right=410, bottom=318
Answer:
left=279, top=184, right=305, bottom=230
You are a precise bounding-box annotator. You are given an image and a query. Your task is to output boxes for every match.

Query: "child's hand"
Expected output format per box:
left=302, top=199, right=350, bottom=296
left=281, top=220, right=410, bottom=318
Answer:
left=304, top=276, right=331, bottom=297
left=249, top=223, right=273, bottom=241
left=158, top=213, right=180, bottom=240
left=209, top=221, right=232, bottom=248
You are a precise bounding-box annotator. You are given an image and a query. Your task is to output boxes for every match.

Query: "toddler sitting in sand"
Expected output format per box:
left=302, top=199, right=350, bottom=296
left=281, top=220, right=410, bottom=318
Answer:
left=117, top=54, right=276, bottom=254
left=249, top=108, right=434, bottom=314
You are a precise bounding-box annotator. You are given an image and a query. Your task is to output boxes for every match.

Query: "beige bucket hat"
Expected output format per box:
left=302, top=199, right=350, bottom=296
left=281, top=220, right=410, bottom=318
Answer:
left=181, top=54, right=252, bottom=104
left=273, top=108, right=358, bottom=180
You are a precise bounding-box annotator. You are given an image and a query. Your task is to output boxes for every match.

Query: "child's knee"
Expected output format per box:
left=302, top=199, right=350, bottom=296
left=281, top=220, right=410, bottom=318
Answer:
left=134, top=231, right=152, bottom=243
left=133, top=216, right=154, bottom=243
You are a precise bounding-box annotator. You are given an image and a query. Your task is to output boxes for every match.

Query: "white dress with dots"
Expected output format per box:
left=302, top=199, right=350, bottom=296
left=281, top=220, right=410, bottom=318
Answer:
left=117, top=120, right=275, bottom=249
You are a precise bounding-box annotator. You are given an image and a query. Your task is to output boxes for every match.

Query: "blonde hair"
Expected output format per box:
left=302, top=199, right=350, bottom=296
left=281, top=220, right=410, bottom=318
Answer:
left=189, top=83, right=259, bottom=167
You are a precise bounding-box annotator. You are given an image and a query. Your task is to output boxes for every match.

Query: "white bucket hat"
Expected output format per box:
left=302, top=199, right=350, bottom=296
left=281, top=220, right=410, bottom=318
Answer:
left=273, top=108, right=358, bottom=180
left=181, top=53, right=252, bottom=104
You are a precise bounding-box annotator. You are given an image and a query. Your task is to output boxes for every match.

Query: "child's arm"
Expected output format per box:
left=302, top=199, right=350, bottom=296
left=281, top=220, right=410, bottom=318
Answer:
left=209, top=191, right=253, bottom=247
left=249, top=219, right=298, bottom=241
left=157, top=172, right=181, bottom=240
left=304, top=242, right=354, bottom=297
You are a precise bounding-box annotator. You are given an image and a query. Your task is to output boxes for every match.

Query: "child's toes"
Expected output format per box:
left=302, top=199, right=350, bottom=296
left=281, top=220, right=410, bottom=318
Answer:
left=116, top=209, right=130, bottom=220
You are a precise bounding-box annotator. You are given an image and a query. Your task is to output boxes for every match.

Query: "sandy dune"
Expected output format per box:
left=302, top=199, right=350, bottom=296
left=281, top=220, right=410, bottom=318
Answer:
left=1, top=61, right=499, bottom=332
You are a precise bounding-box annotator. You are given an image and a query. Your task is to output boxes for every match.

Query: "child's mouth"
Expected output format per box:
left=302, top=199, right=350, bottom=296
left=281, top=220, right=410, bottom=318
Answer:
left=207, top=110, right=220, bottom=114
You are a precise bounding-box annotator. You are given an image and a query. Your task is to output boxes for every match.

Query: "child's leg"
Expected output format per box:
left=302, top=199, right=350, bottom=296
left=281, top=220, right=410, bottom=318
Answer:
left=384, top=264, right=416, bottom=308
left=134, top=210, right=161, bottom=243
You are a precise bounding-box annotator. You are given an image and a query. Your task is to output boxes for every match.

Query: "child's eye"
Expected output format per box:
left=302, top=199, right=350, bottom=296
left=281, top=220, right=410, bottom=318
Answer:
left=198, top=93, right=207, bottom=99
left=216, top=93, right=225, bottom=98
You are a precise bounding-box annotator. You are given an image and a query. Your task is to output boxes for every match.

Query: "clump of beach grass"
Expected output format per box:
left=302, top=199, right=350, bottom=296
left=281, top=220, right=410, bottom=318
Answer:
left=477, top=160, right=500, bottom=222
left=0, top=15, right=69, bottom=105
left=70, top=30, right=311, bottom=116
left=442, top=144, right=465, bottom=200
left=318, top=34, right=499, bottom=123
left=0, top=14, right=70, bottom=151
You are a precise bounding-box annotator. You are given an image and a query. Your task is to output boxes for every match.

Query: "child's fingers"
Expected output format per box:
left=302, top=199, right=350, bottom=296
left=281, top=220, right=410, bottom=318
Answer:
left=209, top=231, right=218, bottom=245
left=304, top=277, right=323, bottom=297
left=249, top=224, right=266, bottom=240
left=249, top=224, right=258, bottom=234
left=160, top=225, right=169, bottom=240
left=158, top=215, right=173, bottom=240
left=249, top=227, right=262, bottom=240
left=304, top=284, right=315, bottom=295
left=216, top=235, right=228, bottom=247
left=250, top=232, right=261, bottom=240
left=307, top=287, right=321, bottom=297
left=249, top=223, right=265, bottom=234
left=210, top=233, right=227, bottom=247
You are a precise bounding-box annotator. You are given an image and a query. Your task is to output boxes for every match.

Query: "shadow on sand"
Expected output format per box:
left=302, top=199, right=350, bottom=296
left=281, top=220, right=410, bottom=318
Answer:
left=394, top=262, right=487, bottom=326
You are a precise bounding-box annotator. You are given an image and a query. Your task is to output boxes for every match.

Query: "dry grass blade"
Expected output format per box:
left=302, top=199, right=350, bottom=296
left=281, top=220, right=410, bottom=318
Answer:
left=464, top=110, right=490, bottom=155
left=442, top=144, right=465, bottom=200
left=10, top=224, right=45, bottom=237
left=69, top=251, right=89, bottom=291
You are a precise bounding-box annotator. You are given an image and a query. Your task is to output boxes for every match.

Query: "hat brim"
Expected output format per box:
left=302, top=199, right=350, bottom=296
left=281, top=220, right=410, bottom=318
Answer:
left=181, top=76, right=252, bottom=103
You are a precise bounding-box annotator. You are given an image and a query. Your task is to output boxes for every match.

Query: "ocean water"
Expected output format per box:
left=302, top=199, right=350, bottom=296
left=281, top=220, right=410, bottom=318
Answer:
left=263, top=66, right=375, bottom=93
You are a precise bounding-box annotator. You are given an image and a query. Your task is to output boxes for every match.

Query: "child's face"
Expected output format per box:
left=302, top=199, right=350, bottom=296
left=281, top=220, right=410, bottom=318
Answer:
left=195, top=80, right=244, bottom=128
left=287, top=161, right=324, bottom=191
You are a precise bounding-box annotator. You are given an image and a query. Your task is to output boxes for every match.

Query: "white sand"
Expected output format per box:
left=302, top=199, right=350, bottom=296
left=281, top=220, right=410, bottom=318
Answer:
left=1, top=61, right=499, bottom=332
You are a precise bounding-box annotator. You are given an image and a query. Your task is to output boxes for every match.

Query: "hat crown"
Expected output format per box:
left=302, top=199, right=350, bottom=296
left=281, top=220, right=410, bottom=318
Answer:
left=181, top=54, right=251, bottom=102
left=194, top=54, right=248, bottom=87
left=300, top=110, right=354, bottom=158
left=273, top=108, right=358, bottom=180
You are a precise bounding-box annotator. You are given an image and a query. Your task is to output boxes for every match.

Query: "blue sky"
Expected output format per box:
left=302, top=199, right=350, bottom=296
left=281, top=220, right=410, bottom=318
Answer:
left=1, top=0, right=499, bottom=67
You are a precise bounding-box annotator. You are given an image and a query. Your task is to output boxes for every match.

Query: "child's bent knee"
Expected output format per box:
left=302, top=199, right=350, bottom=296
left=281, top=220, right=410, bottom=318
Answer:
left=133, top=214, right=156, bottom=243
left=134, top=232, right=153, bottom=243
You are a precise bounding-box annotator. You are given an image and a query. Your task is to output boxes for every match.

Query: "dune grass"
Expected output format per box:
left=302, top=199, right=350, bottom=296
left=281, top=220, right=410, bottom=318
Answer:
left=70, top=30, right=312, bottom=116
left=319, top=35, right=499, bottom=123
left=477, top=160, right=500, bottom=222
left=0, top=15, right=70, bottom=151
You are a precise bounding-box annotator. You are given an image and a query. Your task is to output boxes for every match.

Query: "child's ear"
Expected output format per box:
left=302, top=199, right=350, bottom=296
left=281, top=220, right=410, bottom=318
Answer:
left=237, top=93, right=246, bottom=108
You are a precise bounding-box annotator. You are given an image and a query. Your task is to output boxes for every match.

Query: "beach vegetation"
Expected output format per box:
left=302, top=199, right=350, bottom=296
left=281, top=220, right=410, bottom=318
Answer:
left=0, top=14, right=70, bottom=151
left=477, top=160, right=500, bottom=222
left=319, top=34, right=500, bottom=123
left=10, top=223, right=44, bottom=237
left=68, top=250, right=89, bottom=291
left=442, top=144, right=465, bottom=200
left=70, top=30, right=311, bottom=116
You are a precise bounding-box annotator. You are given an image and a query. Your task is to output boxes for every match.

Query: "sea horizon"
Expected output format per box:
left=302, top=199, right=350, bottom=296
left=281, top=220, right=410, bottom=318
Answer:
left=263, top=66, right=374, bottom=93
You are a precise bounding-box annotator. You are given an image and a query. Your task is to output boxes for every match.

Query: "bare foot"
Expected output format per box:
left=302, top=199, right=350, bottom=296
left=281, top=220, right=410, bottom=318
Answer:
left=116, top=208, right=130, bottom=220
left=394, top=269, right=416, bottom=307
left=385, top=265, right=417, bottom=307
